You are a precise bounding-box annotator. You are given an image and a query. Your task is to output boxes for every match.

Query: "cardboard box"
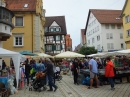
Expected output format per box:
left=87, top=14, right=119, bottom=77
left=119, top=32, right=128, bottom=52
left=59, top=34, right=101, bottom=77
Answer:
left=121, top=77, right=128, bottom=83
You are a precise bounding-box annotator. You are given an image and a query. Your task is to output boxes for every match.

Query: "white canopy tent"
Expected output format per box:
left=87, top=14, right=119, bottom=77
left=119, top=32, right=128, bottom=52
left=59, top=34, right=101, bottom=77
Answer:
left=103, top=49, right=130, bottom=57
left=87, top=53, right=107, bottom=57
left=0, top=48, right=26, bottom=88
left=54, top=51, right=85, bottom=58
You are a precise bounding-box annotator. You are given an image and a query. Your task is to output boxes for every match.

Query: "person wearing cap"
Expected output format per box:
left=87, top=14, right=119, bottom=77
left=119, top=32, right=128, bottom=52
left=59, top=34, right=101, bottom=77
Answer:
left=46, top=58, right=58, bottom=92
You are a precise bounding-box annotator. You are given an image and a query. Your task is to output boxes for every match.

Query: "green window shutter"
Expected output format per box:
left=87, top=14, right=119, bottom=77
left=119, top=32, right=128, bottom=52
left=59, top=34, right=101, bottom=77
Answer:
left=60, top=45, right=62, bottom=50
left=52, top=44, right=56, bottom=51
left=60, top=35, right=62, bottom=40
left=53, top=36, right=56, bottom=41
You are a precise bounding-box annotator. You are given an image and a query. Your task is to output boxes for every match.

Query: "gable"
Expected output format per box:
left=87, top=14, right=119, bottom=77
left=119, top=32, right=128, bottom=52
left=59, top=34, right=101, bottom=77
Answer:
left=50, top=21, right=60, bottom=27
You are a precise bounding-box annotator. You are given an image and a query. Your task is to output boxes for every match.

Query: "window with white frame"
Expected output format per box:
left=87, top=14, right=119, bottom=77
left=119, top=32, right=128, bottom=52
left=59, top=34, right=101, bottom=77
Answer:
left=56, top=36, right=60, bottom=40
left=125, top=15, right=130, bottom=23
left=14, top=35, right=23, bottom=46
left=56, top=45, right=60, bottom=50
left=97, top=35, right=100, bottom=41
left=107, top=43, right=114, bottom=49
left=105, top=24, right=109, bottom=29
left=127, top=29, right=130, bottom=37
left=106, top=33, right=113, bottom=39
left=50, top=28, right=54, bottom=32
left=111, top=24, right=115, bottom=29
left=121, top=43, right=124, bottom=49
left=92, top=38, right=95, bottom=43
left=46, top=45, right=52, bottom=51
left=120, top=33, right=123, bottom=39
left=56, top=27, right=60, bottom=32
left=88, top=40, right=90, bottom=45
left=15, top=16, right=23, bottom=26
left=117, top=24, right=121, bottom=29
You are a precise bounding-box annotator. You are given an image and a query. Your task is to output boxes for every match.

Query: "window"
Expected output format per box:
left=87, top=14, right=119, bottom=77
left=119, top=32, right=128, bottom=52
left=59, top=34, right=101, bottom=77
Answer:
left=15, top=16, right=23, bottom=26
left=24, top=4, right=28, bottom=8
left=120, top=33, right=123, bottom=39
left=110, top=33, right=113, bottom=39
left=46, top=45, right=52, bottom=51
left=88, top=40, right=90, bottom=45
left=111, top=24, right=115, bottom=29
left=106, top=33, right=113, bottom=39
left=92, top=38, right=95, bottom=43
left=56, top=45, right=60, bottom=50
left=125, top=15, right=130, bottom=23
left=127, top=29, right=130, bottom=37
left=97, top=35, right=100, bottom=41
left=107, top=43, right=114, bottom=49
left=56, top=28, right=60, bottom=32
left=14, top=35, right=23, bottom=46
left=105, top=24, right=109, bottom=29
left=56, top=36, right=60, bottom=40
left=117, top=24, right=121, bottom=29
left=121, top=43, right=124, bottom=49
left=50, top=28, right=54, bottom=32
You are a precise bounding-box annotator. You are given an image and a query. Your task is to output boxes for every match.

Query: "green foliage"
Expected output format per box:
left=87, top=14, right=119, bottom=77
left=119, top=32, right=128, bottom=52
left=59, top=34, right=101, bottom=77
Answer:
left=78, top=46, right=97, bottom=55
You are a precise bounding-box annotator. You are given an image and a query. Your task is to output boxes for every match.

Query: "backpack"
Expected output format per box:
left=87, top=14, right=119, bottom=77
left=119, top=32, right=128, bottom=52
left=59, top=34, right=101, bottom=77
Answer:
left=71, top=64, right=74, bottom=71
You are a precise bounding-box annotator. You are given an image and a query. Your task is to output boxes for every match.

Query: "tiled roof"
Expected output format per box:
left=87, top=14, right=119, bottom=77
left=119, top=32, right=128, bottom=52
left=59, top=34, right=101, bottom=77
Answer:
left=84, top=9, right=122, bottom=35
left=5, top=0, right=36, bottom=11
left=45, top=16, right=67, bottom=34
left=91, top=9, right=122, bottom=24
left=74, top=44, right=82, bottom=52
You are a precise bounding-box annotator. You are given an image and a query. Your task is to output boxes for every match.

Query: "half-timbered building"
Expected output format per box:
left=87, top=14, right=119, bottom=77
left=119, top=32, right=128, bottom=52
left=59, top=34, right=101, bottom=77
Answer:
left=44, top=16, right=67, bottom=55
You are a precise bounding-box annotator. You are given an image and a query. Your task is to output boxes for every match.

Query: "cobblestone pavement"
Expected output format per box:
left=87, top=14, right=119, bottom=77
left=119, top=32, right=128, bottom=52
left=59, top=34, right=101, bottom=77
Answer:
left=10, top=75, right=130, bottom=97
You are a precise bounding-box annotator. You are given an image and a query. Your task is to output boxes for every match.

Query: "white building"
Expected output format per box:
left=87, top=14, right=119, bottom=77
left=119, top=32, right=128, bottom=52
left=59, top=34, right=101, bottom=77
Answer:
left=84, top=9, right=126, bottom=52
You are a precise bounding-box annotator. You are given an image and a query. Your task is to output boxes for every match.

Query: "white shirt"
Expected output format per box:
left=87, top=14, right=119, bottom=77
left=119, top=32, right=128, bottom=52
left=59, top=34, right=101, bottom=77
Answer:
left=55, top=66, right=60, bottom=72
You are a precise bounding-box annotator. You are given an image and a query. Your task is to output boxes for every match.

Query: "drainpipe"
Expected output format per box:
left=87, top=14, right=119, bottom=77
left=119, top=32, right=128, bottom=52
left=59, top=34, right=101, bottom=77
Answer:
left=32, top=14, right=33, bottom=53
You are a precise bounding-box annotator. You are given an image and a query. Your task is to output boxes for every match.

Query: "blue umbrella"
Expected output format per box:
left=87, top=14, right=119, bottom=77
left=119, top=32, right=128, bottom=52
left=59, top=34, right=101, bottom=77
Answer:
left=19, top=51, right=37, bottom=56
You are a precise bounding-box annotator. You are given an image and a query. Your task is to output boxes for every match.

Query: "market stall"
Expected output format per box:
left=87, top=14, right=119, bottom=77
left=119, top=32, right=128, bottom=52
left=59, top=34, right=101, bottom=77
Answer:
left=0, top=48, right=26, bottom=88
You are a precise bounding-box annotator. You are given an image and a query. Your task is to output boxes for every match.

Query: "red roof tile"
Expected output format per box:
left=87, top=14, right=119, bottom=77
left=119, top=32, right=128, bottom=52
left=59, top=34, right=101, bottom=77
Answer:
left=84, top=9, right=122, bottom=35
left=5, top=0, right=36, bottom=11
left=90, top=9, right=122, bottom=24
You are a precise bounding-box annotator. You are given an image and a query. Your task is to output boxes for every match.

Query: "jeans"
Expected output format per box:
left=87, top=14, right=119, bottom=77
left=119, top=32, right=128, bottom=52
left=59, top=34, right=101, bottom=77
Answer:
left=25, top=73, right=29, bottom=85
left=108, top=77, right=114, bottom=88
left=48, top=75, right=57, bottom=90
left=74, top=71, right=78, bottom=84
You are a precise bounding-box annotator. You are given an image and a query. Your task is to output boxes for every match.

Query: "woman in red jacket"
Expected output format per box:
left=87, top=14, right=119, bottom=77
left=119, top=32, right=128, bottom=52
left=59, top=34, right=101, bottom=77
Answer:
left=105, top=57, right=115, bottom=90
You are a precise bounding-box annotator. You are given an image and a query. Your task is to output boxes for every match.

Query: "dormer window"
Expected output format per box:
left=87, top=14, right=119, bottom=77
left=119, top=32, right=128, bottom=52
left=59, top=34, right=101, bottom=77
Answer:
left=24, top=4, right=28, bottom=8
left=49, top=27, right=61, bottom=32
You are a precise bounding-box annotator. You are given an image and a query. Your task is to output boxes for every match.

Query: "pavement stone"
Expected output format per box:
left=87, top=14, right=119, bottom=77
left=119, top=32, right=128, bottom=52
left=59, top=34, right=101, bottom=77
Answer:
left=10, top=75, right=130, bottom=97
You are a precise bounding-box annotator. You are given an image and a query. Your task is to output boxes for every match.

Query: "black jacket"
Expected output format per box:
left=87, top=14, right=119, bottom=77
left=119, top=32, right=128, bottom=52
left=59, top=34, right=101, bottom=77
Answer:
left=46, top=62, right=54, bottom=76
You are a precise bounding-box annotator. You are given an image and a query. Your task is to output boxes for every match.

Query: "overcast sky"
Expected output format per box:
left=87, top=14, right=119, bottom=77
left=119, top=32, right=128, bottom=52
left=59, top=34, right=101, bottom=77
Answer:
left=43, top=0, right=126, bottom=50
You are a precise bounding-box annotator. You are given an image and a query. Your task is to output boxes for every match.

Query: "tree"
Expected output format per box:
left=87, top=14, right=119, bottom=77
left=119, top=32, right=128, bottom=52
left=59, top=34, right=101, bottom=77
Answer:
left=78, top=46, right=97, bottom=55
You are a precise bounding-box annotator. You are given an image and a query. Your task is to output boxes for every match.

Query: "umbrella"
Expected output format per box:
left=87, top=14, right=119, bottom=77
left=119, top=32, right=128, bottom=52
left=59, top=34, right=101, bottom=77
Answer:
left=54, top=51, right=85, bottom=58
left=19, top=51, right=37, bottom=56
left=31, top=53, right=53, bottom=58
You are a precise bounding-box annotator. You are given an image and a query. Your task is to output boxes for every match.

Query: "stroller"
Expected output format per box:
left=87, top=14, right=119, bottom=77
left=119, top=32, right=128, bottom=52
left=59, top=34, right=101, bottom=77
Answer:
left=55, top=71, right=62, bottom=81
left=29, top=72, right=47, bottom=92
